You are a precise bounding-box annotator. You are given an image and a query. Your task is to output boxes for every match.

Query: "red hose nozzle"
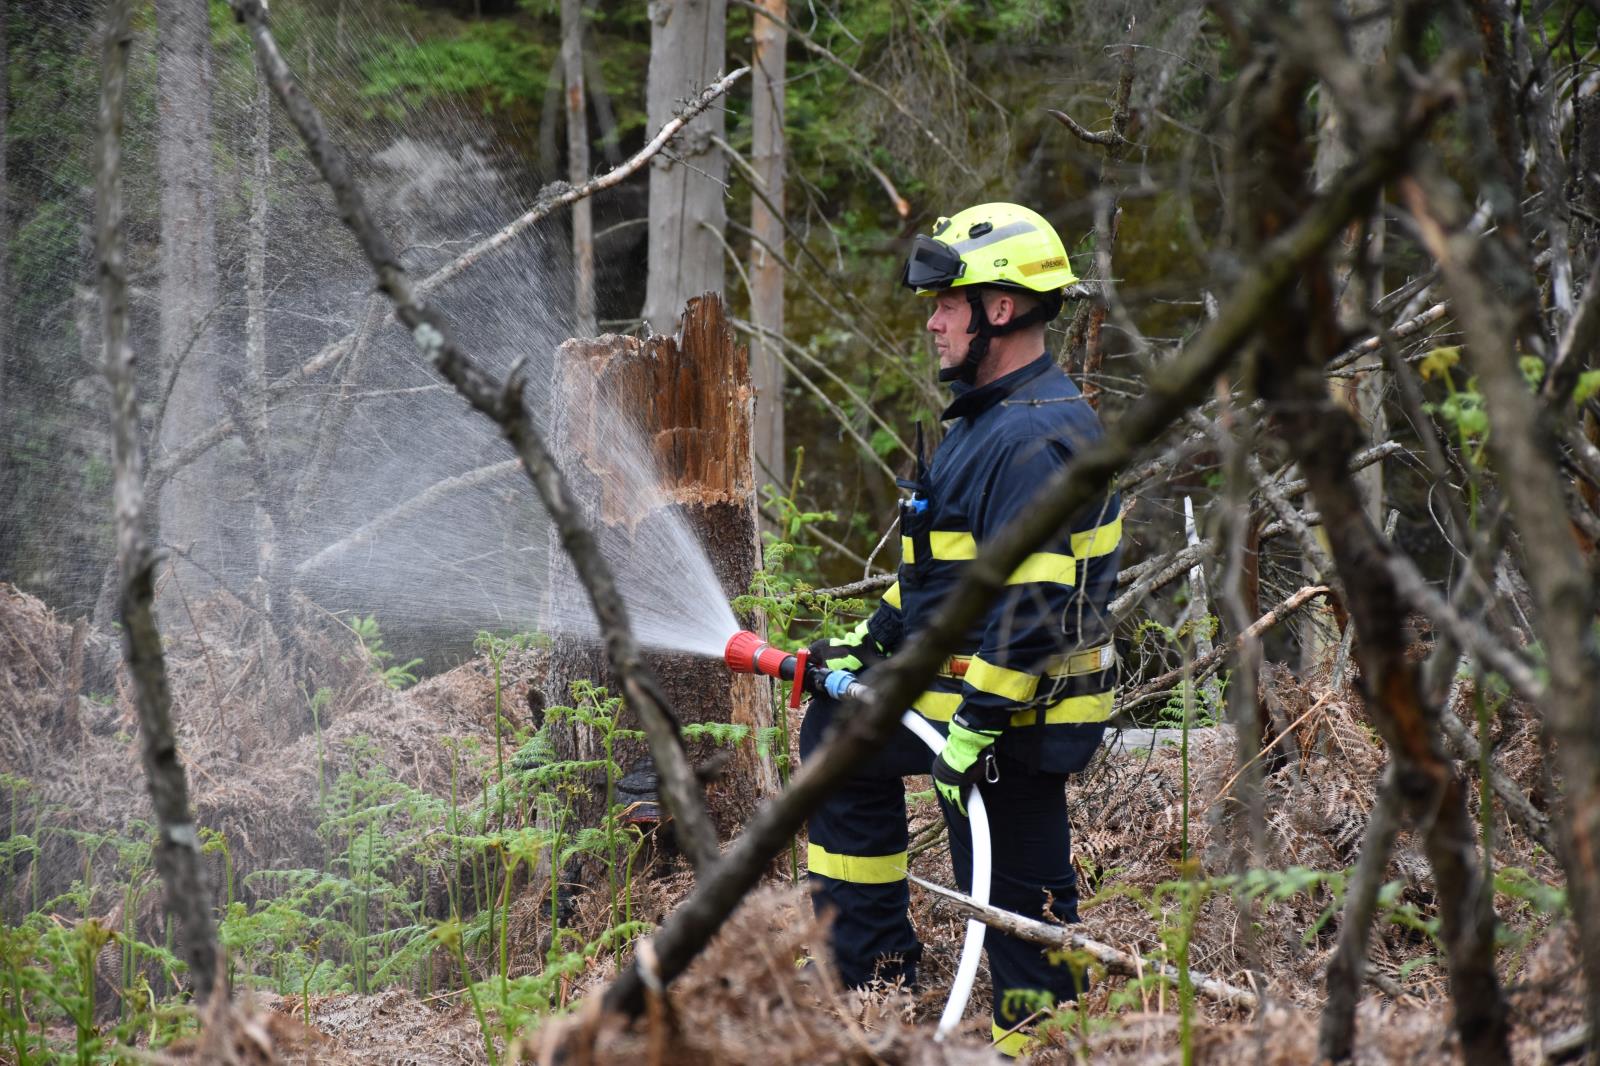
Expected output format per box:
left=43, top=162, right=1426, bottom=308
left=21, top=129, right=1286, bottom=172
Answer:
left=724, top=629, right=792, bottom=680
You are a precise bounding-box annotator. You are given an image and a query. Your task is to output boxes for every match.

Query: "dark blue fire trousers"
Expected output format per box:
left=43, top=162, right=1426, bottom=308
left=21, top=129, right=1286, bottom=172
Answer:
left=799, top=693, right=1085, bottom=1053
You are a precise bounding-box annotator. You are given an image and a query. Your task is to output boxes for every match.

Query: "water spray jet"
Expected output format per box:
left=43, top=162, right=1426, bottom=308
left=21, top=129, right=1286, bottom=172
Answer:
left=721, top=629, right=991, bottom=1040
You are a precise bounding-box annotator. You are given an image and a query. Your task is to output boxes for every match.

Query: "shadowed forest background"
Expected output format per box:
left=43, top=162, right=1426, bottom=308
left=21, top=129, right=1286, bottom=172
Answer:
left=3, top=0, right=1600, bottom=1062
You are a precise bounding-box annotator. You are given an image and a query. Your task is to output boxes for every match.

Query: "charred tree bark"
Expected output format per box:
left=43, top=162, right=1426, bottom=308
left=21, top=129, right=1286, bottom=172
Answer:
left=747, top=0, right=786, bottom=486
left=98, top=0, right=219, bottom=1003
left=545, top=294, right=775, bottom=827
left=643, top=0, right=728, bottom=333
left=562, top=0, right=596, bottom=337
left=154, top=0, right=222, bottom=591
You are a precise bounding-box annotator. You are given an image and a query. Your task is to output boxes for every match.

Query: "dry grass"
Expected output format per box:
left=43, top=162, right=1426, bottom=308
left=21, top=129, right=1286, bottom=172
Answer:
left=0, top=582, right=1580, bottom=1063
left=0, top=581, right=546, bottom=909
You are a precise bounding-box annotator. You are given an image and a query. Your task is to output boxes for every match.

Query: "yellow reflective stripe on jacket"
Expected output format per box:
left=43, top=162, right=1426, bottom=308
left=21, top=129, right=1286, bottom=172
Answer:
left=807, top=843, right=907, bottom=884
left=1071, top=515, right=1121, bottom=558
left=911, top=688, right=1114, bottom=726
left=913, top=690, right=962, bottom=721
left=902, top=515, right=1113, bottom=563
left=901, top=531, right=979, bottom=564
left=882, top=581, right=902, bottom=609
left=992, top=1022, right=1037, bottom=1058
left=966, top=656, right=1042, bottom=702
left=1006, top=551, right=1076, bottom=586
left=931, top=531, right=979, bottom=559
left=1016, top=690, right=1114, bottom=725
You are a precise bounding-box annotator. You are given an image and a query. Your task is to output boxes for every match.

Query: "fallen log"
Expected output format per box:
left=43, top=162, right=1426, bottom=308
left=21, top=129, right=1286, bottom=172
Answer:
left=907, top=874, right=1260, bottom=1011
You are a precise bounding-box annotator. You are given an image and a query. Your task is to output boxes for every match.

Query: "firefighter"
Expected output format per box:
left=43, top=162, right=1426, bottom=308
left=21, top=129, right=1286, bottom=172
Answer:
left=799, top=202, right=1121, bottom=1057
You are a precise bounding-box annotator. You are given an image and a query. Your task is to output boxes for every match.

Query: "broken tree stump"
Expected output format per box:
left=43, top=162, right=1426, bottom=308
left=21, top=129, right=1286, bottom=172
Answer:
left=542, top=293, right=776, bottom=835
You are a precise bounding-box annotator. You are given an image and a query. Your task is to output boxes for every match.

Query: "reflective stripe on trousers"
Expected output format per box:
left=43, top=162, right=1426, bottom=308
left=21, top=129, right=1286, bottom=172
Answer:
left=799, top=692, right=1088, bottom=1035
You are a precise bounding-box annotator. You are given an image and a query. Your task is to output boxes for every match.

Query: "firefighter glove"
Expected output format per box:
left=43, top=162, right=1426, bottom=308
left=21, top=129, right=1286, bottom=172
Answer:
left=931, top=721, right=1000, bottom=817
left=808, top=620, right=888, bottom=674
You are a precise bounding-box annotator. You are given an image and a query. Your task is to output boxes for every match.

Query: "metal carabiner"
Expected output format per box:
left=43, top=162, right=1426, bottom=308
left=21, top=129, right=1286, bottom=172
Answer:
left=983, top=750, right=1000, bottom=785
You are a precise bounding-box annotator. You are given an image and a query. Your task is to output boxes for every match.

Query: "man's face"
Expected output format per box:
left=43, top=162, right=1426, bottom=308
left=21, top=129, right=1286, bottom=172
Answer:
left=926, top=290, right=974, bottom=371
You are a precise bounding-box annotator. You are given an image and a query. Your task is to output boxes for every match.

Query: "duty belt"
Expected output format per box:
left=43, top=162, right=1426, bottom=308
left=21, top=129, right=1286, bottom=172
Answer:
left=937, top=643, right=1116, bottom=681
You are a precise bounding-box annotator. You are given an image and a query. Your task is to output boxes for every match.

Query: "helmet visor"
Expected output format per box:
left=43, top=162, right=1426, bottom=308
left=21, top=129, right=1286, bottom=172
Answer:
left=901, top=234, right=966, bottom=291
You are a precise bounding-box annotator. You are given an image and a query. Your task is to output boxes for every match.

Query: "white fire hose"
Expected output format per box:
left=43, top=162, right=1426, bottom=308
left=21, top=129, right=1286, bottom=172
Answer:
left=718, top=633, right=992, bottom=1039
left=899, top=709, right=991, bottom=1041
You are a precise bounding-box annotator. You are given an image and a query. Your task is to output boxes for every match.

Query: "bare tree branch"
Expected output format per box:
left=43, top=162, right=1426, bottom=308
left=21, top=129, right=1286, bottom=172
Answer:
left=1115, top=584, right=1330, bottom=715
left=1047, top=107, right=1120, bottom=147
left=294, top=460, right=520, bottom=576
left=907, top=874, right=1260, bottom=1010
left=1249, top=40, right=1509, bottom=1054
left=1319, top=765, right=1402, bottom=1059
left=1383, top=549, right=1544, bottom=703
left=1405, top=162, right=1600, bottom=1048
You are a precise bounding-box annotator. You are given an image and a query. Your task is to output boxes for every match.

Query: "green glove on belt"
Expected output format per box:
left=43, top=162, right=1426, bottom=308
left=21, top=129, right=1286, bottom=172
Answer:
left=931, top=720, right=1000, bottom=816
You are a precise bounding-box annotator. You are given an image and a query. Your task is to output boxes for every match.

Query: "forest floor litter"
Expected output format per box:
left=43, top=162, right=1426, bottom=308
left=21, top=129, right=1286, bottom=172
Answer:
left=0, top=582, right=1578, bottom=1063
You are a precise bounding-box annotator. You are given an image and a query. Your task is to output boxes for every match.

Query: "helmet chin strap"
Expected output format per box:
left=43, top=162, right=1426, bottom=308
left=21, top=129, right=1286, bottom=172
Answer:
left=937, top=288, right=1063, bottom=385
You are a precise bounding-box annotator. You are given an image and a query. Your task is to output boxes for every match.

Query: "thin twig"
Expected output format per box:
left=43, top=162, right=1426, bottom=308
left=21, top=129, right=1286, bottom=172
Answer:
left=1047, top=107, right=1119, bottom=146
left=733, top=0, right=979, bottom=180
left=1117, top=585, right=1331, bottom=712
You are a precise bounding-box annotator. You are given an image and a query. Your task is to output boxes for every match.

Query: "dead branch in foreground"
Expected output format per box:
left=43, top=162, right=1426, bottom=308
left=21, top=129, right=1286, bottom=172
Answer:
left=227, top=0, right=728, bottom=875
left=906, top=874, right=1259, bottom=1011
left=1406, top=162, right=1600, bottom=1053
left=1252, top=26, right=1506, bottom=1058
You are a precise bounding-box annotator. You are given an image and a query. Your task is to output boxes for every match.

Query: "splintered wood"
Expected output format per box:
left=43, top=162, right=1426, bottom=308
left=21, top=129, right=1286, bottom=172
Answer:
left=555, top=295, right=756, bottom=526
left=547, top=294, right=776, bottom=814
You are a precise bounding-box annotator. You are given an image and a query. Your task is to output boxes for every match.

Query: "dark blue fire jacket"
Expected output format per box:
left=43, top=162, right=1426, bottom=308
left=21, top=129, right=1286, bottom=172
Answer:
left=849, top=353, right=1122, bottom=774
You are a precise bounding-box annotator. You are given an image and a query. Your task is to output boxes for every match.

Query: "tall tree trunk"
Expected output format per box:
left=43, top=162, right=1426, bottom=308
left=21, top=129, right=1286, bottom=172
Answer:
left=0, top=0, right=9, bottom=440
left=98, top=0, right=219, bottom=1002
left=563, top=0, right=596, bottom=337
left=154, top=0, right=222, bottom=592
left=544, top=294, right=774, bottom=833
left=241, top=52, right=291, bottom=681
left=1315, top=0, right=1388, bottom=525
left=1302, top=0, right=1389, bottom=674
left=643, top=0, right=728, bottom=333
left=747, top=0, right=786, bottom=488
